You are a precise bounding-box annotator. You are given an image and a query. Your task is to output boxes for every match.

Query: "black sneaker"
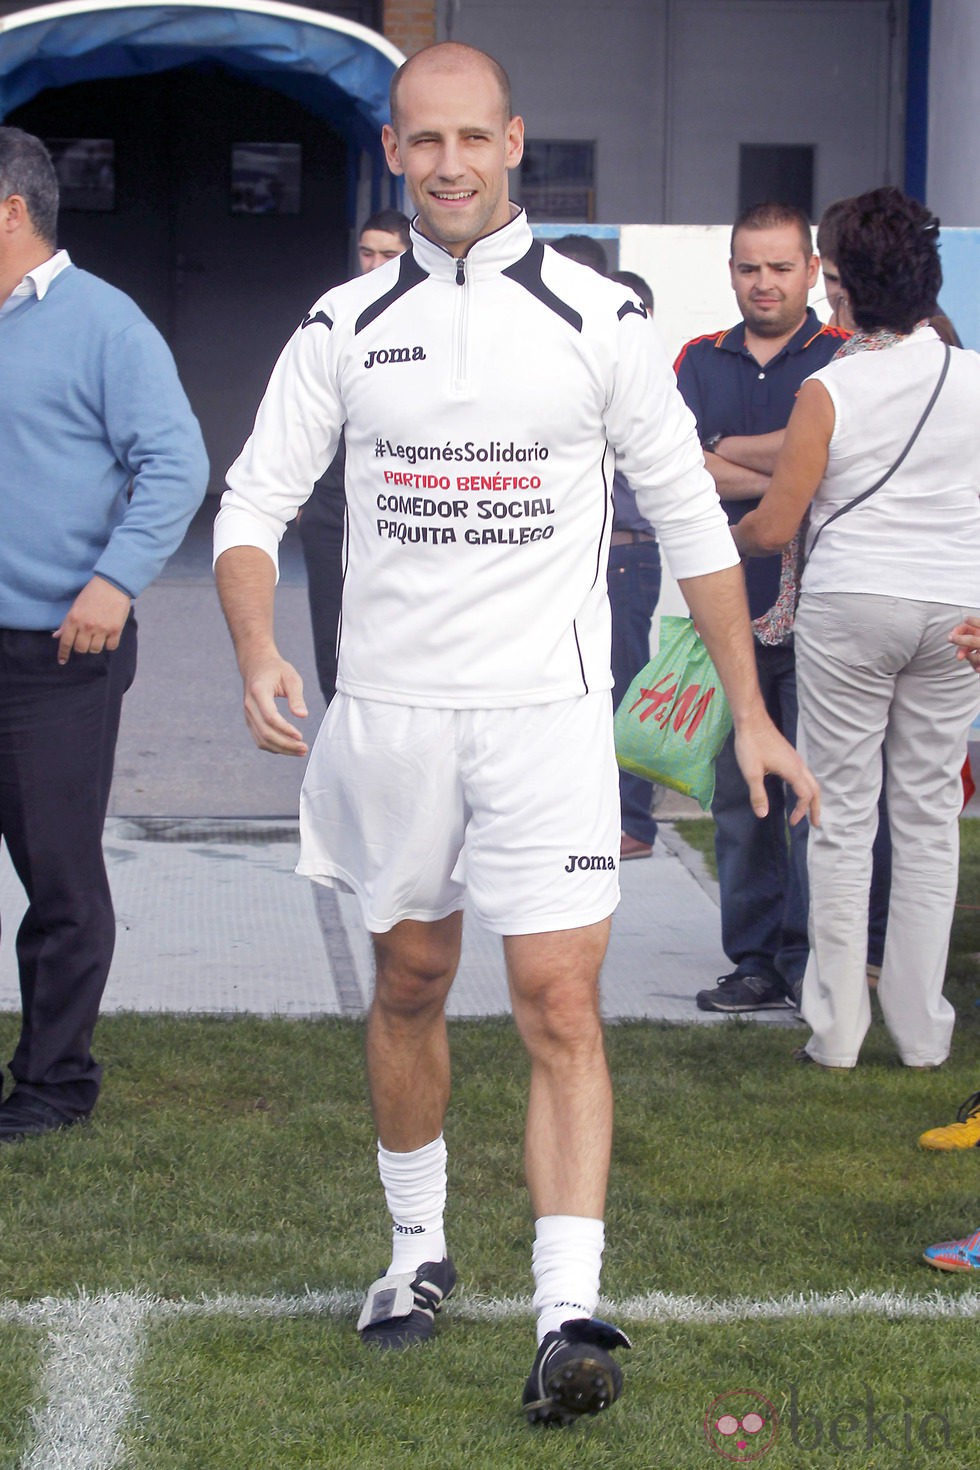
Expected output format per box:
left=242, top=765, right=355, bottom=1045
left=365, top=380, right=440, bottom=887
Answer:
left=522, top=1317, right=632, bottom=1426
left=357, top=1258, right=456, bottom=1350
left=695, top=971, right=790, bottom=1013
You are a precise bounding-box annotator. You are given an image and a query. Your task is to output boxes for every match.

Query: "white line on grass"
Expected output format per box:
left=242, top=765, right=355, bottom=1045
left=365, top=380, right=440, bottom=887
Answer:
left=2, top=1288, right=977, bottom=1469
left=155, top=1286, right=980, bottom=1324
left=13, top=1292, right=153, bottom=1470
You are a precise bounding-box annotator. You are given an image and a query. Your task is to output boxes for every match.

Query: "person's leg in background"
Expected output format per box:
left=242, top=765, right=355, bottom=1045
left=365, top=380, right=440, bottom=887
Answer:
left=770, top=641, right=809, bottom=1003
left=0, top=618, right=137, bottom=1130
left=299, top=514, right=344, bottom=704
left=866, top=770, right=892, bottom=981
left=607, top=537, right=661, bottom=859
left=698, top=642, right=802, bottom=1011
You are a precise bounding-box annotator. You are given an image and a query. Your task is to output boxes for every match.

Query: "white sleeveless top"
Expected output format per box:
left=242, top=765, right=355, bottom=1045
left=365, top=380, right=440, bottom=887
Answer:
left=803, top=324, right=980, bottom=606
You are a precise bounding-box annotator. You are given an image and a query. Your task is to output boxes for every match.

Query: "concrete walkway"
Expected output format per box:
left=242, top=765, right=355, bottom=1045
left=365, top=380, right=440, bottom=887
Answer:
left=2, top=505, right=974, bottom=1026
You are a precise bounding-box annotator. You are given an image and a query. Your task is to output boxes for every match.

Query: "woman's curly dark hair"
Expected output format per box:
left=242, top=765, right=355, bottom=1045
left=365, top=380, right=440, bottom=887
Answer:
left=836, top=186, right=942, bottom=334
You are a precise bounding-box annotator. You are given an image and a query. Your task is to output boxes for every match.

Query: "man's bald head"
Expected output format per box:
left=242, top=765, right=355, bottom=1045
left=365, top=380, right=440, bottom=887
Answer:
left=389, top=42, right=513, bottom=132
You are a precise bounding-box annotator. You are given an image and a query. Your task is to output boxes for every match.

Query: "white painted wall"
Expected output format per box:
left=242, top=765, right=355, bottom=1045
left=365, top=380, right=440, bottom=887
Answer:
left=442, top=0, right=901, bottom=224
left=664, top=0, right=901, bottom=221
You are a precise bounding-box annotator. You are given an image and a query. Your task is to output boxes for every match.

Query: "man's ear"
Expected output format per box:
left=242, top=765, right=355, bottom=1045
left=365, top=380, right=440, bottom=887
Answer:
left=504, top=115, right=525, bottom=172
left=382, top=125, right=404, bottom=177
left=0, top=192, right=29, bottom=235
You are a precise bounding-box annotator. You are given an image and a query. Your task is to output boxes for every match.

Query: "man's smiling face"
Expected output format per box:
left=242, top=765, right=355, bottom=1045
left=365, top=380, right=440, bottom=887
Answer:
left=382, top=56, right=524, bottom=257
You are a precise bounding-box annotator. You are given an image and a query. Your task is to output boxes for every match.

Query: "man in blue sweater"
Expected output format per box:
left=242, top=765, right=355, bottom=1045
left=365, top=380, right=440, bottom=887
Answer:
left=0, top=128, right=208, bottom=1139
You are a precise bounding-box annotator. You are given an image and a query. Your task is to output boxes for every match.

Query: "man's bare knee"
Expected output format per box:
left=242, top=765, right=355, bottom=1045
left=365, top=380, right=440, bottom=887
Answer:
left=372, top=914, right=461, bottom=1021
left=518, top=984, right=604, bottom=1062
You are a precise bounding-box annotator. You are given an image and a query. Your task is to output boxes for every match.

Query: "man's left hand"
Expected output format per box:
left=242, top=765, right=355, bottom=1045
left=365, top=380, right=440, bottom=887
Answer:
left=53, top=576, right=133, bottom=664
left=734, top=716, right=820, bottom=827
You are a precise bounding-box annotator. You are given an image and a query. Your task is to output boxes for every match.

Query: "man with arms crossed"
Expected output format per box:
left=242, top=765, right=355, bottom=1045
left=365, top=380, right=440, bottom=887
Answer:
left=214, top=46, right=818, bottom=1425
left=675, top=204, right=844, bottom=1015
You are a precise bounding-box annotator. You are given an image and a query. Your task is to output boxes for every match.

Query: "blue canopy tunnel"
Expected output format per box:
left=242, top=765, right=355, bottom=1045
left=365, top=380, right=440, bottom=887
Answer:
left=0, top=2, right=406, bottom=488
left=0, top=0, right=404, bottom=213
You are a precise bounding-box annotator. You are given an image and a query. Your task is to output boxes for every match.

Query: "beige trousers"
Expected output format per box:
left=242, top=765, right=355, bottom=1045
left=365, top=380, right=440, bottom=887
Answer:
left=794, top=592, right=980, bottom=1068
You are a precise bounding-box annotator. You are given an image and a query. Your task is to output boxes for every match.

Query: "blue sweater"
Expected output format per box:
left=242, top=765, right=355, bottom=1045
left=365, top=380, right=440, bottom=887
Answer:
left=0, top=263, right=209, bottom=629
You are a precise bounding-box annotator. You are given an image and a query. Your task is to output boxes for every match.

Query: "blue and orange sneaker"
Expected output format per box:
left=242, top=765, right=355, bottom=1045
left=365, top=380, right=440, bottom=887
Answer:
left=922, top=1229, right=980, bottom=1273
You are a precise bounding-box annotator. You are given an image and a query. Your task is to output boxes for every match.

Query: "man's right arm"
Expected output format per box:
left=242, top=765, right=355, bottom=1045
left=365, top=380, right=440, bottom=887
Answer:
left=674, top=345, right=779, bottom=501
left=215, top=545, right=309, bottom=756
left=705, top=428, right=786, bottom=501
left=213, top=296, right=343, bottom=753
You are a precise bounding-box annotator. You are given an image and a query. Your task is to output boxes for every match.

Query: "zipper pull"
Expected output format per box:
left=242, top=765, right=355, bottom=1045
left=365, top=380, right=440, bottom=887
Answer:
left=455, top=256, right=466, bottom=286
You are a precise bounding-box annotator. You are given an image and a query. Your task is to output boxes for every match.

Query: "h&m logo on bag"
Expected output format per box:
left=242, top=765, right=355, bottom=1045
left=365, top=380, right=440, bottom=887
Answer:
left=628, top=669, right=718, bottom=741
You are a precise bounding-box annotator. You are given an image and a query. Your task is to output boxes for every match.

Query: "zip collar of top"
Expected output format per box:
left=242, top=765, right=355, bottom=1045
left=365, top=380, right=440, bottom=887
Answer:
left=409, top=207, right=533, bottom=285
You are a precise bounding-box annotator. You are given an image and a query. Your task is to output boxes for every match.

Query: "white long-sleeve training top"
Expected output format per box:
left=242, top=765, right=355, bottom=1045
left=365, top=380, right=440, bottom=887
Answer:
left=215, top=209, right=737, bottom=708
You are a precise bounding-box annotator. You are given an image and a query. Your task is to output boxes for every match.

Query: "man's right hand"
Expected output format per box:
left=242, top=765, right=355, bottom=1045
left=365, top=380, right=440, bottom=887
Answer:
left=214, top=544, right=309, bottom=755
left=240, top=651, right=309, bottom=755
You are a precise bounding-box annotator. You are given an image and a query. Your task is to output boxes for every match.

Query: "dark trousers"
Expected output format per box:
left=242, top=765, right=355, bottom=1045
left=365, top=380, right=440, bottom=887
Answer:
left=299, top=516, right=344, bottom=705
left=868, top=774, right=893, bottom=968
left=608, top=539, right=662, bottom=845
left=712, top=640, right=809, bottom=991
left=0, top=617, right=137, bottom=1116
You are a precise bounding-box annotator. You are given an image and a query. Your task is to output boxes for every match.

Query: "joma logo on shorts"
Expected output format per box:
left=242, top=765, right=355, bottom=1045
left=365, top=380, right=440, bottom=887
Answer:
left=364, top=346, right=427, bottom=369
left=564, top=854, right=616, bottom=873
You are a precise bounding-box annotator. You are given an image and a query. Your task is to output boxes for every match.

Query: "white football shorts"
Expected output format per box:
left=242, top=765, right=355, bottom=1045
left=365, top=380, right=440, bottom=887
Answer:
left=297, top=691, right=621, bottom=935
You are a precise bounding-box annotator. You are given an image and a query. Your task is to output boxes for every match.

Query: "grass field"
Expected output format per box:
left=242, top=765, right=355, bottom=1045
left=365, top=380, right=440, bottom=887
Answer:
left=0, top=824, right=977, bottom=1468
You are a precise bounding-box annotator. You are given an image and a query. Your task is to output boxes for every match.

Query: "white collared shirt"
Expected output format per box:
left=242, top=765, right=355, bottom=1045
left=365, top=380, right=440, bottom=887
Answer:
left=0, top=248, right=71, bottom=319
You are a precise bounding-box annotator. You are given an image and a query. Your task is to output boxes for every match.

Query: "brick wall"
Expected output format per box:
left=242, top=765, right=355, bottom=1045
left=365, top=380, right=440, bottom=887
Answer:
left=382, top=0, right=436, bottom=57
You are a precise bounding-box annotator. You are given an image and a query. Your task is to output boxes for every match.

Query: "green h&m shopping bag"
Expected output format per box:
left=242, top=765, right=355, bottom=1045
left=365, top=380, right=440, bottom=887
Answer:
left=614, top=615, right=732, bottom=811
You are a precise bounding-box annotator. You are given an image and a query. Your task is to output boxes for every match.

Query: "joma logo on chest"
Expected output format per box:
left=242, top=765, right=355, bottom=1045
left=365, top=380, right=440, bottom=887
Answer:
left=364, top=346, right=427, bottom=369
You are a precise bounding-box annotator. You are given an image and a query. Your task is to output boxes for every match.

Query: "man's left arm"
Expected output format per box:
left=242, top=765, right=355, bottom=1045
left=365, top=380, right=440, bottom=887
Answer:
left=678, top=564, right=819, bottom=826
left=608, top=316, right=818, bottom=824
left=711, top=429, right=785, bottom=476
left=55, top=321, right=209, bottom=663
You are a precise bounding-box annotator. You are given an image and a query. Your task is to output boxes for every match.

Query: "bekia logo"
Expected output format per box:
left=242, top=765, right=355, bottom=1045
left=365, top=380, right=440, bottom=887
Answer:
left=704, top=1385, right=952, bottom=1460
left=364, top=346, right=427, bottom=369
left=704, top=1390, right=778, bottom=1462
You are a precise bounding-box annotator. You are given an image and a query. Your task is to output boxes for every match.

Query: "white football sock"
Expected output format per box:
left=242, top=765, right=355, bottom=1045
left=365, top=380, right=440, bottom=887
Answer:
left=532, top=1214, right=604, bottom=1343
left=377, top=1135, right=448, bottom=1275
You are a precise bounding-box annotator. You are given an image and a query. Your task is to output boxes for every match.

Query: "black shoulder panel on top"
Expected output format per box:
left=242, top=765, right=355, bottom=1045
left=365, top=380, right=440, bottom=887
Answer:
left=617, top=298, right=647, bottom=322
left=301, top=310, right=333, bottom=330
left=354, top=251, right=429, bottom=335
left=502, top=240, right=583, bottom=333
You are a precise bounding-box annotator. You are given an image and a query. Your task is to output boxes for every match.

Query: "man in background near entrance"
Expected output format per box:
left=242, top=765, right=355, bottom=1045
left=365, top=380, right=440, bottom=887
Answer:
left=607, top=269, right=663, bottom=860
left=214, top=45, right=818, bottom=1426
left=549, top=241, right=664, bottom=860
left=674, top=202, right=845, bottom=1013
left=0, top=127, right=208, bottom=1139
left=299, top=208, right=410, bottom=702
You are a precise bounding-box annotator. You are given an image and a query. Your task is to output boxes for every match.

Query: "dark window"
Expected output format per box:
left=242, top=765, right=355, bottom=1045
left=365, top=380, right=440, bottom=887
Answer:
left=739, top=144, right=814, bottom=216
left=46, top=138, right=115, bottom=212
left=520, top=140, right=595, bottom=222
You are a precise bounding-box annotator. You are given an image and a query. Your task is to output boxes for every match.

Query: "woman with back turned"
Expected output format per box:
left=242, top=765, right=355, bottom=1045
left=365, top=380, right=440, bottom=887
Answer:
left=733, top=186, right=980, bottom=1070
